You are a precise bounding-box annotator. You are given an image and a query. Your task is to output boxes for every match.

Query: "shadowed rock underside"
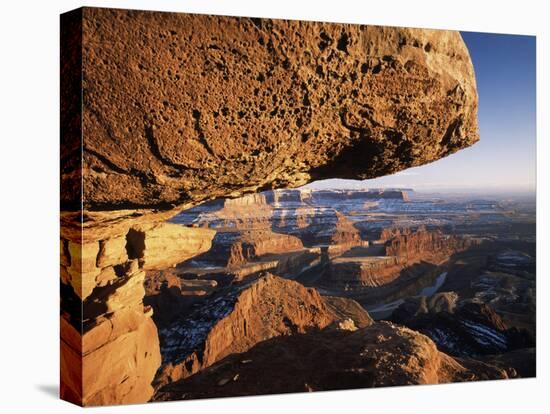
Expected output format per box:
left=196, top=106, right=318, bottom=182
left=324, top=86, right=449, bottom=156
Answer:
left=63, top=7, right=478, bottom=211
left=60, top=7, right=482, bottom=407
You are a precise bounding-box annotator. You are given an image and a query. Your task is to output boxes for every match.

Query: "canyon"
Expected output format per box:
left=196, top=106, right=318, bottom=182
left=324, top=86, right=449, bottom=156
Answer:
left=149, top=189, right=535, bottom=401
left=61, top=185, right=536, bottom=405
left=60, top=7, right=533, bottom=407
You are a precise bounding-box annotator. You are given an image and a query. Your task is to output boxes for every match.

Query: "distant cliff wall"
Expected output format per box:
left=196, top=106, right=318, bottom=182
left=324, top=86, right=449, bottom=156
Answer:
left=61, top=7, right=479, bottom=406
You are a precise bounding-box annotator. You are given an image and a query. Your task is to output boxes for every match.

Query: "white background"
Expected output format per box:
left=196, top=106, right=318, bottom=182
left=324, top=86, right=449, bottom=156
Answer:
left=0, top=0, right=547, bottom=412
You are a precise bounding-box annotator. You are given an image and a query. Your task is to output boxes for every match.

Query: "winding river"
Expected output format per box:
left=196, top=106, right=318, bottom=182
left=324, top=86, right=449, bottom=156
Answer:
left=367, top=271, right=448, bottom=320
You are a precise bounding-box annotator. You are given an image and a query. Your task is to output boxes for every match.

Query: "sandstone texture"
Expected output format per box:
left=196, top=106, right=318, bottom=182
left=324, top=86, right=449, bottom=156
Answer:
left=61, top=259, right=162, bottom=406
left=60, top=220, right=214, bottom=405
left=60, top=7, right=483, bottom=406
left=154, top=274, right=371, bottom=387
left=80, top=269, right=161, bottom=406
left=384, top=226, right=472, bottom=258
left=65, top=8, right=478, bottom=210
left=60, top=223, right=214, bottom=302
left=97, top=235, right=128, bottom=268
left=154, top=321, right=506, bottom=401
left=128, top=223, right=215, bottom=270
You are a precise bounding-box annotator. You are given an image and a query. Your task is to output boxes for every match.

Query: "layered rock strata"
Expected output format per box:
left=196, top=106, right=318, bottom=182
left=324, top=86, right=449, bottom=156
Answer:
left=60, top=222, right=214, bottom=405
left=61, top=6, right=480, bottom=406
left=323, top=227, right=470, bottom=289
left=385, top=226, right=472, bottom=258
left=327, top=256, right=407, bottom=287
left=197, top=230, right=305, bottom=268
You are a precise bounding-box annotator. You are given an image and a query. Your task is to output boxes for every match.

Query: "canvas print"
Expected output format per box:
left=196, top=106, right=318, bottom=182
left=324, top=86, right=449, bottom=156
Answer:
left=60, top=7, right=536, bottom=406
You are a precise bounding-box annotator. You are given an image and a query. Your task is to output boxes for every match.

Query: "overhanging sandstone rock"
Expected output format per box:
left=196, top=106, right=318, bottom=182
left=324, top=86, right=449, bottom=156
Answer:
left=60, top=7, right=480, bottom=406
left=62, top=8, right=479, bottom=211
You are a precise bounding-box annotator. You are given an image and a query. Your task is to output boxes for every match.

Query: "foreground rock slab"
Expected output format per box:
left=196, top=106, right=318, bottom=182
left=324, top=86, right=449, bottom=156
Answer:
left=154, top=274, right=372, bottom=387
left=154, top=321, right=506, bottom=401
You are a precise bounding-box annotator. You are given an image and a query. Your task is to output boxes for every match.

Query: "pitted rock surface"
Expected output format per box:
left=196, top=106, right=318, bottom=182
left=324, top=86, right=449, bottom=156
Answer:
left=65, top=8, right=479, bottom=210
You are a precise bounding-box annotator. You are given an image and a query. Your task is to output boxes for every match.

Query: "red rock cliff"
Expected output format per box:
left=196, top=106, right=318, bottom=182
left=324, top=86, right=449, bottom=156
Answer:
left=60, top=7, right=479, bottom=406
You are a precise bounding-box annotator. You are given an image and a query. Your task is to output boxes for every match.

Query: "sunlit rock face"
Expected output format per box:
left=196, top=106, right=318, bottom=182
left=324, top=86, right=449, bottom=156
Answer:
left=59, top=223, right=214, bottom=406
left=154, top=274, right=359, bottom=387
left=154, top=321, right=508, bottom=401
left=384, top=227, right=471, bottom=258
left=61, top=7, right=480, bottom=406
left=62, top=8, right=478, bottom=211
left=310, top=226, right=471, bottom=291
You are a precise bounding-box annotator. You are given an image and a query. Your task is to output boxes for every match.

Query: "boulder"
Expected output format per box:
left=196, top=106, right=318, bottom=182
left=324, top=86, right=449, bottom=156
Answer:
left=62, top=8, right=478, bottom=210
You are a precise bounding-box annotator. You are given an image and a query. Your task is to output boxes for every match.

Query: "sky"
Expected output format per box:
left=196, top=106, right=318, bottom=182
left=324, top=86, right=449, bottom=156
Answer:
left=306, top=32, right=536, bottom=193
